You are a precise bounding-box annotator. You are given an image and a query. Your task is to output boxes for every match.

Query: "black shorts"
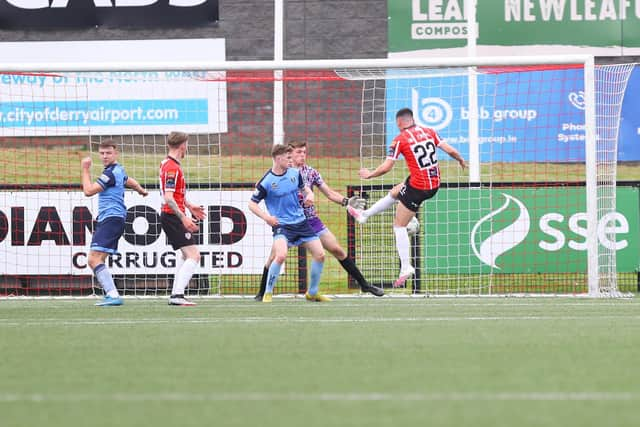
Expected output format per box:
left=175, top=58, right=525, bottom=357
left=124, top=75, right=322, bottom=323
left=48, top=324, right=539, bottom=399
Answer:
left=160, top=212, right=196, bottom=250
left=398, top=177, right=439, bottom=212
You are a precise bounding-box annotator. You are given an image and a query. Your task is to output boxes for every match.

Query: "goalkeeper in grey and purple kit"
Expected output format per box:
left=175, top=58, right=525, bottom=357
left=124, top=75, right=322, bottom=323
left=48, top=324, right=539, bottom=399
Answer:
left=254, top=140, right=384, bottom=299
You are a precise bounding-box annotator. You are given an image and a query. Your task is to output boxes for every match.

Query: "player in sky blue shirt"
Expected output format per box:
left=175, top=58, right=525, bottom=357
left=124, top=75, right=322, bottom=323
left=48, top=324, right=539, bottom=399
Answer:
left=81, top=140, right=148, bottom=306
left=248, top=144, right=328, bottom=303
left=251, top=167, right=306, bottom=225
left=253, top=140, right=383, bottom=300
left=96, top=163, right=128, bottom=221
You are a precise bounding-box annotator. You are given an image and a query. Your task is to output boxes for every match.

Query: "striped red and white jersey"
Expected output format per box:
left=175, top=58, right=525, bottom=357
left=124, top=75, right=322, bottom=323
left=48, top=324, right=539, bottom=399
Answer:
left=388, top=124, right=442, bottom=190
left=159, top=156, right=186, bottom=215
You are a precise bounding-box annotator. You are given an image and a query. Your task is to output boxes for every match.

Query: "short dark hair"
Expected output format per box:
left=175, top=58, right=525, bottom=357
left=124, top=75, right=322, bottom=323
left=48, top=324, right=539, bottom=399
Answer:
left=97, top=139, right=118, bottom=150
left=396, top=108, right=414, bottom=119
left=167, top=131, right=189, bottom=148
left=271, top=143, right=292, bottom=158
left=288, top=140, right=307, bottom=149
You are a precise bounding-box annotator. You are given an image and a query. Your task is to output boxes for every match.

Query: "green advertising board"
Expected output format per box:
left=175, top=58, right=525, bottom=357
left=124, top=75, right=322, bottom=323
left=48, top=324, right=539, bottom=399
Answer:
left=422, top=186, right=639, bottom=273
left=389, top=1, right=640, bottom=54
left=388, top=0, right=467, bottom=52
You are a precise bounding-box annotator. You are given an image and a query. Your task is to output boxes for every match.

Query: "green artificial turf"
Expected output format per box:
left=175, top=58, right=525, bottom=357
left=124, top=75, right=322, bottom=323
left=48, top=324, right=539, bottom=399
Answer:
left=1, top=297, right=638, bottom=427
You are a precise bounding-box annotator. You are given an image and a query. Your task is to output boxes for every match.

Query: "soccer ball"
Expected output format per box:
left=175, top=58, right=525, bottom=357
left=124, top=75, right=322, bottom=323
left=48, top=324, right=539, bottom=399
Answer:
left=406, top=217, right=420, bottom=236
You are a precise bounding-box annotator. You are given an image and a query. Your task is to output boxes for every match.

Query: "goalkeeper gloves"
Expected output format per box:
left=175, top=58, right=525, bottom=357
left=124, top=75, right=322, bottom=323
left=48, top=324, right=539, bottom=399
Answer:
left=341, top=196, right=366, bottom=210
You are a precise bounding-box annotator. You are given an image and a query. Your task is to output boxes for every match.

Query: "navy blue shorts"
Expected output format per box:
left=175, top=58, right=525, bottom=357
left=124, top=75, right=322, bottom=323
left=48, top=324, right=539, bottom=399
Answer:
left=90, top=216, right=125, bottom=254
left=273, top=220, right=319, bottom=247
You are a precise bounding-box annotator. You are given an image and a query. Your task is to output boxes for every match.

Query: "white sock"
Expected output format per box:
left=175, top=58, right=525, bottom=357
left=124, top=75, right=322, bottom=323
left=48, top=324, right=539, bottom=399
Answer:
left=174, top=254, right=185, bottom=272
left=170, top=255, right=185, bottom=294
left=106, top=289, right=120, bottom=298
left=364, top=194, right=397, bottom=219
left=172, top=258, right=198, bottom=296
left=393, top=225, right=412, bottom=272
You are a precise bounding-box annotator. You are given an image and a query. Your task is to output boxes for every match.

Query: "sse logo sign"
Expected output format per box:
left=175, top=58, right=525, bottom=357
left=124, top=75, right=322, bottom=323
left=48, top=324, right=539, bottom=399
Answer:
left=0, top=0, right=218, bottom=28
left=423, top=187, right=639, bottom=274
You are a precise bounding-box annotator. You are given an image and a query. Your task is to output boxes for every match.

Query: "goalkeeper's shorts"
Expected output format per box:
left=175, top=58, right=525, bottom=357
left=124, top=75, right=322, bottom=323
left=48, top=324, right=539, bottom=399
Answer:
left=307, top=216, right=328, bottom=236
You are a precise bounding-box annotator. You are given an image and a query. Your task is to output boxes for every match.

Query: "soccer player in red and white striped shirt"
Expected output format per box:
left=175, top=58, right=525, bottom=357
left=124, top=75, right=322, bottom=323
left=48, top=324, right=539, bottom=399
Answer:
left=159, top=131, right=206, bottom=306
left=348, top=108, right=466, bottom=287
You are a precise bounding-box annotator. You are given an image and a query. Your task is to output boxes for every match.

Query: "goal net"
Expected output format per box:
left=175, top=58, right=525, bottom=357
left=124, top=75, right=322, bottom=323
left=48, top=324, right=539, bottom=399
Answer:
left=350, top=60, right=636, bottom=296
left=0, top=56, right=635, bottom=297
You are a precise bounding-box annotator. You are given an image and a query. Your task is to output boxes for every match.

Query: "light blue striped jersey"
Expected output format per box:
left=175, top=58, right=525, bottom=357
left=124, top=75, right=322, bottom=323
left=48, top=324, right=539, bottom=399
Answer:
left=251, top=167, right=305, bottom=225
left=96, top=163, right=128, bottom=221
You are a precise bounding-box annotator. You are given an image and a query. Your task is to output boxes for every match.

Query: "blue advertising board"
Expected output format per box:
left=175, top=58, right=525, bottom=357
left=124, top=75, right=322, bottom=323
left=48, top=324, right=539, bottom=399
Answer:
left=619, top=66, right=640, bottom=162
left=385, top=65, right=640, bottom=162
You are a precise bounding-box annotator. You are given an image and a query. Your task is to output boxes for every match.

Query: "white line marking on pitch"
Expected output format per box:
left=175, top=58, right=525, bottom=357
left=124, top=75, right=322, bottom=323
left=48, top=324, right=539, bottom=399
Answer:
left=1, top=315, right=640, bottom=327
left=0, top=391, right=637, bottom=403
left=2, top=300, right=639, bottom=310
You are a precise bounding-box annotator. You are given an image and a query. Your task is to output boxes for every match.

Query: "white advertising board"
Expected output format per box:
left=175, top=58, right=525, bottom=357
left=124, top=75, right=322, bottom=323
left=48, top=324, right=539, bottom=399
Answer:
left=0, top=39, right=227, bottom=136
left=0, top=190, right=271, bottom=275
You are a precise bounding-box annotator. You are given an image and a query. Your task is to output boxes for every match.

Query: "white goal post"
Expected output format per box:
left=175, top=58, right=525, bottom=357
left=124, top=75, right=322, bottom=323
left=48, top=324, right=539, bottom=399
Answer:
left=0, top=55, right=633, bottom=297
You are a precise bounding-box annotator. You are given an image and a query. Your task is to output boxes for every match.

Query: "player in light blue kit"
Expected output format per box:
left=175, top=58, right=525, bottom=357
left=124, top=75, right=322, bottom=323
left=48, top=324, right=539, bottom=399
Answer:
left=254, top=140, right=383, bottom=299
left=81, top=140, right=148, bottom=306
left=248, top=144, right=328, bottom=303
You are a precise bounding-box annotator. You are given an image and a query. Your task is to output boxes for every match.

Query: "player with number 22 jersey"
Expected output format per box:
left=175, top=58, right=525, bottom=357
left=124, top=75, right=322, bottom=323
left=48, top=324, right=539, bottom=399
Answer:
left=347, top=108, right=466, bottom=288
left=388, top=125, right=442, bottom=191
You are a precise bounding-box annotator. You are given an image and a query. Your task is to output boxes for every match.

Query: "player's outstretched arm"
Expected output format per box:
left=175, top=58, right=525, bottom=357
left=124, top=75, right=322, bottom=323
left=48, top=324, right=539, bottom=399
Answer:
left=439, top=141, right=467, bottom=170
left=318, top=182, right=344, bottom=204
left=80, top=156, right=103, bottom=197
left=359, top=158, right=395, bottom=179
left=318, top=183, right=365, bottom=209
left=125, top=177, right=148, bottom=197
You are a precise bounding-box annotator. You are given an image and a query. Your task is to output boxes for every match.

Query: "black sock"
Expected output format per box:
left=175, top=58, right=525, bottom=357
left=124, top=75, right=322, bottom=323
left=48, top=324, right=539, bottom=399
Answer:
left=339, top=257, right=367, bottom=287
left=257, top=266, right=268, bottom=295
